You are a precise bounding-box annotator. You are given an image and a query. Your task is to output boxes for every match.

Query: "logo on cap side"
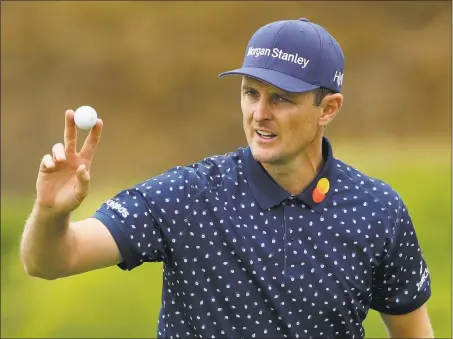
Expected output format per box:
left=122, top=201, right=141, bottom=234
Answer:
left=247, top=46, right=310, bottom=69
left=333, top=71, right=344, bottom=87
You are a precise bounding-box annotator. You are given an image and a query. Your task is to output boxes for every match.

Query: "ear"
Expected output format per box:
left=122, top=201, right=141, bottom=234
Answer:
left=318, top=93, right=343, bottom=127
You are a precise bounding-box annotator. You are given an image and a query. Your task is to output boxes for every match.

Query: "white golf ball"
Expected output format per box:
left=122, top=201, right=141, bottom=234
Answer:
left=74, top=106, right=98, bottom=130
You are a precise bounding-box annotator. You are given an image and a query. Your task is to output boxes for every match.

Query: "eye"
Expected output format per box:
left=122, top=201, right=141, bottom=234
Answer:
left=272, top=94, right=291, bottom=103
left=243, top=88, right=258, bottom=97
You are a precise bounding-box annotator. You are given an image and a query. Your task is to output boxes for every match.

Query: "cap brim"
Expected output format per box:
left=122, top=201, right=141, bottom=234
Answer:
left=218, top=67, right=319, bottom=93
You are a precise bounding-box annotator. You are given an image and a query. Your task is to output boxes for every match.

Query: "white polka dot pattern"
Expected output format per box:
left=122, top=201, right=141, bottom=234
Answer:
left=94, top=139, right=431, bottom=339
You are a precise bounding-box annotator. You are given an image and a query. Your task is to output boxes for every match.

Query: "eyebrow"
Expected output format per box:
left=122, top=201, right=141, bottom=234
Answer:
left=241, top=84, right=257, bottom=91
left=241, top=83, right=295, bottom=98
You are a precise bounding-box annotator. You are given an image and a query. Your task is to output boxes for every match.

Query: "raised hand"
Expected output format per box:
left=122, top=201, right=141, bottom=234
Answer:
left=36, top=109, right=103, bottom=214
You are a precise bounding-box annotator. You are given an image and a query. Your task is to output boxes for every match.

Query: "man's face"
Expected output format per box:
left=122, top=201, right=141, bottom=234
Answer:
left=241, top=77, right=325, bottom=165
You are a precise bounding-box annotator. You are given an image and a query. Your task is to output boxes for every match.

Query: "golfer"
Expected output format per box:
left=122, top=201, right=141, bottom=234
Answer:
left=20, top=18, right=433, bottom=338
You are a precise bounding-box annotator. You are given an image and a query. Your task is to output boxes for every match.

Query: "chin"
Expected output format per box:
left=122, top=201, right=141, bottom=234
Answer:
left=250, top=144, right=282, bottom=164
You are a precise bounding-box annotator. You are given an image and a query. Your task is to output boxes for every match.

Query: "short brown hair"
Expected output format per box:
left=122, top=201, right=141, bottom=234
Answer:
left=312, top=87, right=337, bottom=106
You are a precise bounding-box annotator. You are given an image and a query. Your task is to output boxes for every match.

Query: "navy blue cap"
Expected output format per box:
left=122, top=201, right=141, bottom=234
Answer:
left=219, top=18, right=345, bottom=93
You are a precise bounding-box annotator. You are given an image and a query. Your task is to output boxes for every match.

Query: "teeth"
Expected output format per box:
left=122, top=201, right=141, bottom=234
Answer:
left=257, top=130, right=273, bottom=137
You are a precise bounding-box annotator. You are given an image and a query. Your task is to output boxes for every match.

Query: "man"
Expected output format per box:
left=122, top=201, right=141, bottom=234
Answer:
left=20, top=18, right=434, bottom=338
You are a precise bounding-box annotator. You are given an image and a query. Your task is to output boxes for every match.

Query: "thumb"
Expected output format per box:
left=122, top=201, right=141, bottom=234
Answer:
left=74, top=164, right=91, bottom=203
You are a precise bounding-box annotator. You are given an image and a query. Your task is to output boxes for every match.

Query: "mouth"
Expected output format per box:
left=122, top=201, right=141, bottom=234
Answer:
left=255, top=130, right=277, bottom=140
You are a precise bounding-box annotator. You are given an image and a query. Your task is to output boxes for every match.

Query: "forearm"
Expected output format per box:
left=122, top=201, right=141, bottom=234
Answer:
left=381, top=305, right=434, bottom=338
left=387, top=325, right=434, bottom=339
left=20, top=204, right=75, bottom=279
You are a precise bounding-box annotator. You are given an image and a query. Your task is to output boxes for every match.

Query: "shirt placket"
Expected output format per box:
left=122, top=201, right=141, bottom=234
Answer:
left=282, top=197, right=296, bottom=276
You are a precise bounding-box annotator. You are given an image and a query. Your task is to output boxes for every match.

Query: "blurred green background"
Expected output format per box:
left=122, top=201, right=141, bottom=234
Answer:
left=1, top=1, right=451, bottom=338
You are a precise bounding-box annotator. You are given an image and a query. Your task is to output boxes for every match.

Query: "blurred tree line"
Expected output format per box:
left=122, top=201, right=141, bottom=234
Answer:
left=2, top=1, right=451, bottom=195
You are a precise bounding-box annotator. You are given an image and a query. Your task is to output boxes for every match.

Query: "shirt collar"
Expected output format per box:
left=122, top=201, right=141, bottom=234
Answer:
left=243, top=137, right=337, bottom=213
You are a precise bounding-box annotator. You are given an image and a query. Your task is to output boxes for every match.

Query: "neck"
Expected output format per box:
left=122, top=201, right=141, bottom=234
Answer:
left=261, top=137, right=324, bottom=196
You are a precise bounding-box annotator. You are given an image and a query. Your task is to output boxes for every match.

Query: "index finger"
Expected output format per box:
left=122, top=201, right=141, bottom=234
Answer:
left=64, top=110, right=77, bottom=154
left=79, top=118, right=103, bottom=161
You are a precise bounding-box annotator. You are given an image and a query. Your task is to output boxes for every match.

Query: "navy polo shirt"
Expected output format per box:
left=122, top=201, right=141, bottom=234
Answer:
left=93, top=137, right=431, bottom=339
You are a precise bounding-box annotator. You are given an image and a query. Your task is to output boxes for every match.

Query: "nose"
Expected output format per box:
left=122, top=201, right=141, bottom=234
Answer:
left=253, top=97, right=273, bottom=122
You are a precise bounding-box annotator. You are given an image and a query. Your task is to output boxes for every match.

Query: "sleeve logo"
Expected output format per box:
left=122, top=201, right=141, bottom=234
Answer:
left=416, top=260, right=430, bottom=292
left=105, top=199, right=129, bottom=218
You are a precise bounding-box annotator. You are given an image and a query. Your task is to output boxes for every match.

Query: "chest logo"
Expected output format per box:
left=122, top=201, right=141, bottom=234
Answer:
left=312, top=177, right=330, bottom=203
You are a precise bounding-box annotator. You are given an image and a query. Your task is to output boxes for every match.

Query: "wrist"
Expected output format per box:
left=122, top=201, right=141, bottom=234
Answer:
left=32, top=202, right=71, bottom=228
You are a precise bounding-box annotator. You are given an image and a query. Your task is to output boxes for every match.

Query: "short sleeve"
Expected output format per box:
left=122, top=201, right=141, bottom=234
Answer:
left=93, top=166, right=195, bottom=271
left=370, top=199, right=431, bottom=315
